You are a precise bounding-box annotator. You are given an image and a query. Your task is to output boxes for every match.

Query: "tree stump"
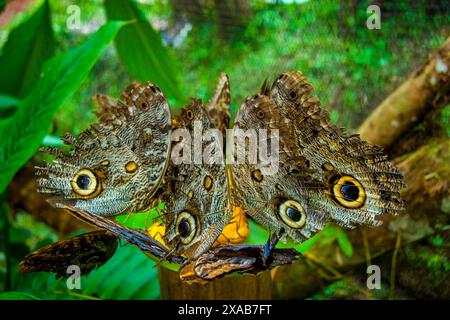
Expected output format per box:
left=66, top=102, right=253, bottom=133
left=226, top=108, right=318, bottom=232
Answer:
left=158, top=266, right=272, bottom=300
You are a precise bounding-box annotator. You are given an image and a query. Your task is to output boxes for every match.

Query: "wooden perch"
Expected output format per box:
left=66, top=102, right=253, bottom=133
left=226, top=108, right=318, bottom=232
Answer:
left=358, top=37, right=450, bottom=149
left=159, top=267, right=273, bottom=299
left=273, top=138, right=449, bottom=299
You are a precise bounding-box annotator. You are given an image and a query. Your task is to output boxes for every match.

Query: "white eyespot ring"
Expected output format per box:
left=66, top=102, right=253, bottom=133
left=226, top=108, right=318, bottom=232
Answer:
left=70, top=169, right=100, bottom=197
left=278, top=200, right=307, bottom=229
left=176, top=211, right=197, bottom=245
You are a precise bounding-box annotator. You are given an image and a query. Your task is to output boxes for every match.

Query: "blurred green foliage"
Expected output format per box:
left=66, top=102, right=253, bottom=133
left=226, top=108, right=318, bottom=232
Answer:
left=0, top=0, right=448, bottom=300
left=104, top=0, right=183, bottom=104
left=0, top=19, right=125, bottom=193
left=0, top=0, right=55, bottom=98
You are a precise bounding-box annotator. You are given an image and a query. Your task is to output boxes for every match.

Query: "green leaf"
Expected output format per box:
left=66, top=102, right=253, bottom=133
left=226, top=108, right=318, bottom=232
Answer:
left=0, top=94, right=20, bottom=118
left=10, top=271, right=76, bottom=300
left=82, top=244, right=159, bottom=299
left=104, top=0, right=183, bottom=104
left=0, top=0, right=56, bottom=98
left=245, top=219, right=270, bottom=245
left=337, top=231, right=353, bottom=257
left=432, top=235, right=443, bottom=247
left=115, top=202, right=165, bottom=229
left=0, top=292, right=41, bottom=300
left=0, top=21, right=125, bottom=193
left=293, top=231, right=323, bottom=254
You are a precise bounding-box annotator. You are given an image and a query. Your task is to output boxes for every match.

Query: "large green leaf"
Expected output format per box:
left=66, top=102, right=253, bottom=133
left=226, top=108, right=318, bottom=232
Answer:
left=0, top=21, right=125, bottom=193
left=0, top=0, right=56, bottom=98
left=0, top=292, right=41, bottom=300
left=104, top=0, right=183, bottom=104
left=0, top=94, right=20, bottom=118
left=82, top=244, right=160, bottom=300
left=0, top=95, right=20, bottom=110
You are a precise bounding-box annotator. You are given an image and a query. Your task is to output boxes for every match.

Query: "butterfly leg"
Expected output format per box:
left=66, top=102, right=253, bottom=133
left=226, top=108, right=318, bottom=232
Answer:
left=262, top=228, right=285, bottom=266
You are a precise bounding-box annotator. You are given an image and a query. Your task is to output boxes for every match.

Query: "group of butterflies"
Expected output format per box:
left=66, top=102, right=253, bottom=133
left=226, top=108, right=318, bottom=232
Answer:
left=20, top=71, right=405, bottom=283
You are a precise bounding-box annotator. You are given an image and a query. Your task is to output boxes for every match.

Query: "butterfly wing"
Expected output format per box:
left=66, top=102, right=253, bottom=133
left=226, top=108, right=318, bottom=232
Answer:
left=230, top=93, right=327, bottom=242
left=58, top=205, right=186, bottom=264
left=160, top=100, right=232, bottom=259
left=269, top=72, right=405, bottom=226
left=231, top=71, right=405, bottom=243
left=36, top=82, right=172, bottom=216
left=19, top=230, right=118, bottom=278
left=179, top=244, right=299, bottom=284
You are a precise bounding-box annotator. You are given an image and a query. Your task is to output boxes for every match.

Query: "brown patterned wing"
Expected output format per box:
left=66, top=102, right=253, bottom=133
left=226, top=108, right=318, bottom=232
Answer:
left=269, top=72, right=405, bottom=228
left=36, top=82, right=172, bottom=216
left=230, top=94, right=328, bottom=243
left=179, top=245, right=299, bottom=284
left=19, top=230, right=118, bottom=279
left=230, top=71, right=405, bottom=244
left=160, top=99, right=232, bottom=259
left=206, top=72, right=231, bottom=136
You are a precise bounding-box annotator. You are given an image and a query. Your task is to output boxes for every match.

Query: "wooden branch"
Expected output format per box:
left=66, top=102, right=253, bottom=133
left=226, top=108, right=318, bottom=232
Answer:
left=273, top=138, right=449, bottom=299
left=358, top=37, right=450, bottom=149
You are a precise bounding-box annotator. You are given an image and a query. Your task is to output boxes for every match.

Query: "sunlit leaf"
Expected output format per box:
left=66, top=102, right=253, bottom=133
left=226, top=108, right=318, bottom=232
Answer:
left=82, top=244, right=159, bottom=299
left=115, top=203, right=165, bottom=229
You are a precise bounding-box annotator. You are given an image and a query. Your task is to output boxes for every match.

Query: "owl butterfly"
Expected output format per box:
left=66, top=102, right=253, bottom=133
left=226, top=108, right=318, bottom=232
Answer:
left=34, top=71, right=404, bottom=268
left=160, top=71, right=405, bottom=259
left=36, top=81, right=172, bottom=216
left=229, top=72, right=405, bottom=243
left=157, top=73, right=237, bottom=260
left=27, top=82, right=178, bottom=277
